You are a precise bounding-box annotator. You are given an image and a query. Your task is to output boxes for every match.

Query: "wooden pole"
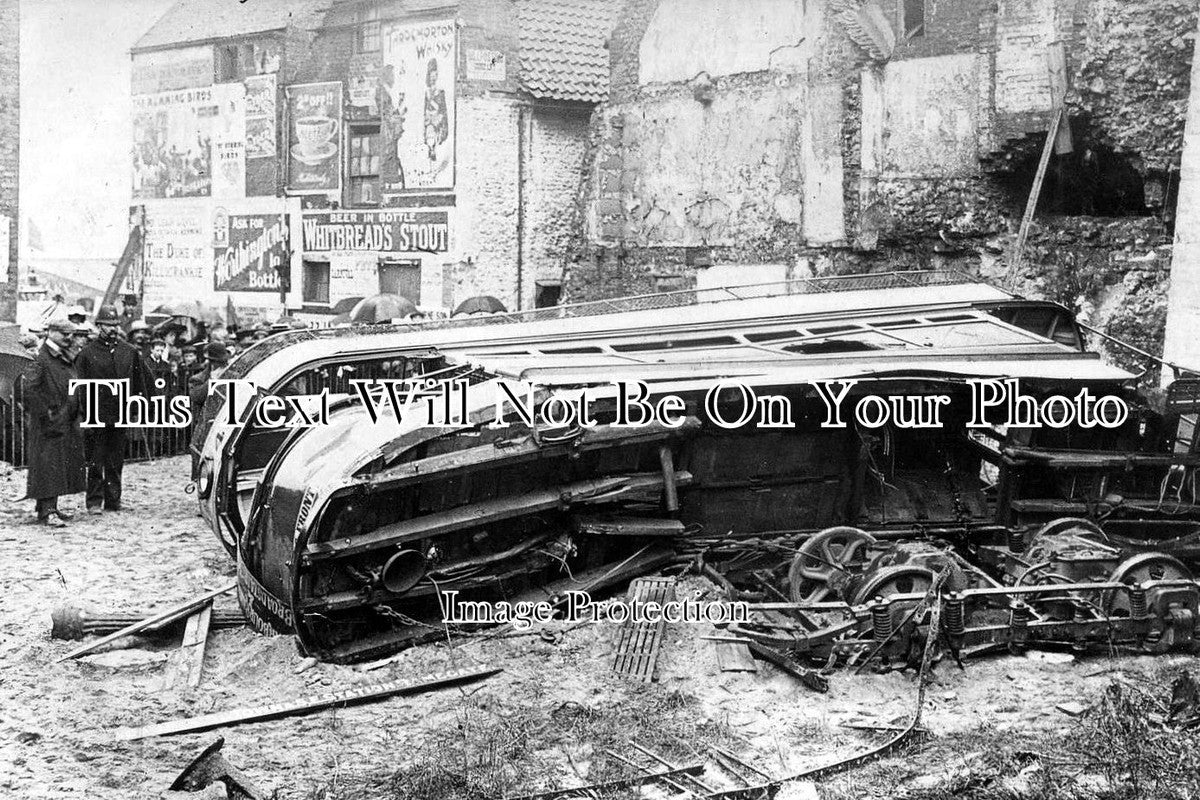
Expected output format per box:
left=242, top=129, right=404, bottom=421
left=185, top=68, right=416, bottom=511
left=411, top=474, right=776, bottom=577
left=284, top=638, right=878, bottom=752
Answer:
left=56, top=581, right=236, bottom=663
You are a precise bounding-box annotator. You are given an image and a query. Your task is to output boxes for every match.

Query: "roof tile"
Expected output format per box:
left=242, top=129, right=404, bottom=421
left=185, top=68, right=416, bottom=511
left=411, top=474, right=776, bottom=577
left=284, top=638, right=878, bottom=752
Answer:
left=518, top=0, right=624, bottom=103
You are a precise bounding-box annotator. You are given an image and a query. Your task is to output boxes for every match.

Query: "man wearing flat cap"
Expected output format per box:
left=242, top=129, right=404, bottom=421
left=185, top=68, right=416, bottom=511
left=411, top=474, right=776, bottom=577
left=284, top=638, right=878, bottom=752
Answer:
left=74, top=305, right=148, bottom=514
left=188, top=341, right=231, bottom=413
left=22, top=319, right=86, bottom=526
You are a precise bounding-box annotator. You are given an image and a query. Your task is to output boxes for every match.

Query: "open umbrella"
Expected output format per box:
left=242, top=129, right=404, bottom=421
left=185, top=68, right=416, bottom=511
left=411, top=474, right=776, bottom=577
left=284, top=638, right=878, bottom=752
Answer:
left=349, top=294, right=418, bottom=324
left=453, top=295, right=507, bottom=316
left=332, top=296, right=364, bottom=315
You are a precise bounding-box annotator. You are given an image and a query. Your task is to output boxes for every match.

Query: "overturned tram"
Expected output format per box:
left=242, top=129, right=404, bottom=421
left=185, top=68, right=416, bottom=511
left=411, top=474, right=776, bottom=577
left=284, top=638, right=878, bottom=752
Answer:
left=206, top=272, right=1200, bottom=665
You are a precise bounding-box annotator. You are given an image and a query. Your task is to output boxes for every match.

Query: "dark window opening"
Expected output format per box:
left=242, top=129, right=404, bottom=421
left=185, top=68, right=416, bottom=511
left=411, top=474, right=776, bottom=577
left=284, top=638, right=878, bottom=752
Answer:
left=535, top=282, right=562, bottom=308
left=612, top=336, right=739, bottom=353
left=303, top=260, right=330, bottom=304
left=356, top=4, right=381, bottom=53
left=747, top=330, right=802, bottom=343
left=348, top=125, right=381, bottom=206
left=903, top=0, right=925, bottom=38
left=785, top=340, right=883, bottom=355
left=998, top=140, right=1161, bottom=219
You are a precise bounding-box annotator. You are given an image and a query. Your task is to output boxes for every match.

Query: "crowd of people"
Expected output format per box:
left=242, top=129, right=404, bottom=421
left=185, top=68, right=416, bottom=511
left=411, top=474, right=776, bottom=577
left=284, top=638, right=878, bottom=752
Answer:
left=18, top=294, right=513, bottom=527
left=18, top=306, right=295, bottom=528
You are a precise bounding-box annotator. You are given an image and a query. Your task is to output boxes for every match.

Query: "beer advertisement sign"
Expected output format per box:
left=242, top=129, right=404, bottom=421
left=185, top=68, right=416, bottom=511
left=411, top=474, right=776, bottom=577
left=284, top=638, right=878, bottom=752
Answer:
left=214, top=213, right=290, bottom=293
left=301, top=210, right=449, bottom=254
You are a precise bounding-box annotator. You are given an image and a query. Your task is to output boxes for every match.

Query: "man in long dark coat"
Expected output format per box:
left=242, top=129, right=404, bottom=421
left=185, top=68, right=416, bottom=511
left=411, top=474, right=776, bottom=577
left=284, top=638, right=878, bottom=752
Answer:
left=23, top=319, right=85, bottom=526
left=75, top=305, right=147, bottom=514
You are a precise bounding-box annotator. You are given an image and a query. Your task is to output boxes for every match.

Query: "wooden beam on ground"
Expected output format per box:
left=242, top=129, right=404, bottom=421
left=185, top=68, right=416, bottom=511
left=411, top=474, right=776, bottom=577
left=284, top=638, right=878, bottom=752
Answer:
left=56, top=582, right=237, bottom=663
left=115, top=666, right=502, bottom=741
left=162, top=602, right=213, bottom=690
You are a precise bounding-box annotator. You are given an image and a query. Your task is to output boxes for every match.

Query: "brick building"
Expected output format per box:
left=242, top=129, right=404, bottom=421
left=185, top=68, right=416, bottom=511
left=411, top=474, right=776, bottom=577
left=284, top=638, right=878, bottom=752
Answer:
left=567, top=0, right=1194, bottom=379
left=126, top=0, right=620, bottom=323
left=0, top=0, right=17, bottom=322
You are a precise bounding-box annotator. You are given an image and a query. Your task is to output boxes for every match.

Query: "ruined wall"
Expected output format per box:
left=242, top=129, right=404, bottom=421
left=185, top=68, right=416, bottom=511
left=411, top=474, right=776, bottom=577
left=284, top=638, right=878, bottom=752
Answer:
left=1070, top=0, right=1197, bottom=173
left=565, top=0, right=1190, bottom=385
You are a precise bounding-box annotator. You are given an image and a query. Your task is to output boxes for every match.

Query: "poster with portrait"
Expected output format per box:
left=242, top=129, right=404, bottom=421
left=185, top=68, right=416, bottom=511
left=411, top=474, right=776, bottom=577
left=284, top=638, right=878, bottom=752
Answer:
left=285, top=82, right=343, bottom=194
left=379, top=19, right=456, bottom=193
left=132, top=87, right=216, bottom=199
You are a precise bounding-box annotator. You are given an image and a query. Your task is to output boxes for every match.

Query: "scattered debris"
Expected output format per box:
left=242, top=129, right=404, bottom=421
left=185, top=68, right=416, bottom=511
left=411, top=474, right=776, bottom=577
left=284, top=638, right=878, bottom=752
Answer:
left=50, top=604, right=246, bottom=640
left=1168, top=671, right=1200, bottom=727
left=56, top=582, right=236, bottom=663
left=115, top=666, right=502, bottom=740
left=504, top=763, right=705, bottom=800
left=170, top=737, right=262, bottom=800
left=744, top=641, right=828, bottom=694
left=162, top=603, right=213, bottom=690
left=714, top=640, right=758, bottom=673
left=612, top=577, right=675, bottom=683
left=1056, top=701, right=1089, bottom=717
left=81, top=649, right=170, bottom=671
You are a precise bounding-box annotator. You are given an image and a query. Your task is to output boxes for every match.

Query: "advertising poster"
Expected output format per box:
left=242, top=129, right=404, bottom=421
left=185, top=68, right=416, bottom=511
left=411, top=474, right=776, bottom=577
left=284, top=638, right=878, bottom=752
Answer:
left=245, top=73, right=277, bottom=160
left=348, top=54, right=380, bottom=113
left=132, top=87, right=216, bottom=199
left=300, top=210, right=449, bottom=254
left=142, top=208, right=211, bottom=305
left=379, top=19, right=456, bottom=193
left=131, top=46, right=213, bottom=95
left=285, top=82, right=343, bottom=193
left=211, top=83, right=247, bottom=199
left=214, top=213, right=289, bottom=293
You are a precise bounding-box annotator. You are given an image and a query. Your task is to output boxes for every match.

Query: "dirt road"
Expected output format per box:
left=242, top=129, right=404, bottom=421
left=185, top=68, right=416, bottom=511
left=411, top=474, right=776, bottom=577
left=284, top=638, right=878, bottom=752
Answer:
left=0, top=457, right=1192, bottom=799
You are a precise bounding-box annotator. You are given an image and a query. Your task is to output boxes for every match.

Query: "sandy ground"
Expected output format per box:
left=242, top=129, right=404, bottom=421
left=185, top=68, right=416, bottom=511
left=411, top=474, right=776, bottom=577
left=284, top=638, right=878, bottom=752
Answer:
left=0, top=456, right=1193, bottom=799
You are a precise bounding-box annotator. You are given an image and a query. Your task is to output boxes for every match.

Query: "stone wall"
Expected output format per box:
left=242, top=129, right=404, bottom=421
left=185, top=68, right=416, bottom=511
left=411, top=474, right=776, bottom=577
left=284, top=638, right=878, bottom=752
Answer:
left=564, top=0, right=1189, bottom=388
left=523, top=106, right=591, bottom=308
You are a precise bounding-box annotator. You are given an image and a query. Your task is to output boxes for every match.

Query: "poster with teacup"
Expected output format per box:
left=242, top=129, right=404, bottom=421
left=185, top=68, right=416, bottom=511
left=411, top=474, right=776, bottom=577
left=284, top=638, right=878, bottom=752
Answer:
left=379, top=19, right=456, bottom=193
left=285, top=81, right=343, bottom=194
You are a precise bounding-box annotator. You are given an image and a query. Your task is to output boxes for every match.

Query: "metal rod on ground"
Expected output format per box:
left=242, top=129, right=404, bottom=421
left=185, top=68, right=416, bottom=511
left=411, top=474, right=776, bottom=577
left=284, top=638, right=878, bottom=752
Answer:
left=604, top=749, right=695, bottom=797
left=115, top=666, right=502, bottom=741
left=56, top=582, right=237, bottom=663
left=629, top=741, right=717, bottom=794
left=710, top=745, right=776, bottom=783
left=503, top=763, right=705, bottom=800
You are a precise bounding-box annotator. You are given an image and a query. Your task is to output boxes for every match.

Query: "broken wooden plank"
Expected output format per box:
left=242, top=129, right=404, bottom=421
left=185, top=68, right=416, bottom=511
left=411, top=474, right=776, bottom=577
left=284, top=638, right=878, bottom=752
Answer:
left=56, top=582, right=236, bottom=663
left=715, top=641, right=759, bottom=673
left=612, top=577, right=675, bottom=682
left=115, top=666, right=501, bottom=741
left=505, top=763, right=705, bottom=800
left=162, top=603, right=213, bottom=690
